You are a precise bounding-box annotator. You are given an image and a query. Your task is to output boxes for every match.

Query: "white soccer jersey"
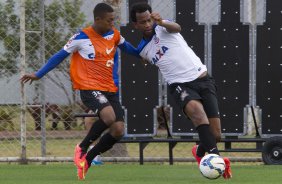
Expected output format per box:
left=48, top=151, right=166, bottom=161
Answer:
left=138, top=21, right=207, bottom=84
left=63, top=30, right=125, bottom=60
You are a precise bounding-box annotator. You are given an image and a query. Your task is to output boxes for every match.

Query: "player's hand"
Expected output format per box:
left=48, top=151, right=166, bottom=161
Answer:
left=20, top=73, right=39, bottom=84
left=151, top=12, right=163, bottom=26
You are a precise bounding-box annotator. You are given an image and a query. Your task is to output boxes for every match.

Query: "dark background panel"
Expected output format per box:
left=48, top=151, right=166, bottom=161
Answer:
left=212, top=0, right=249, bottom=134
left=175, top=0, right=205, bottom=62
left=257, top=0, right=282, bottom=135
left=166, top=0, right=204, bottom=135
left=167, top=96, right=195, bottom=134
left=120, top=0, right=159, bottom=135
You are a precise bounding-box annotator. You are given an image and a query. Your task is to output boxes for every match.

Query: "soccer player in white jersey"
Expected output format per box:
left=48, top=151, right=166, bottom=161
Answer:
left=130, top=3, right=232, bottom=179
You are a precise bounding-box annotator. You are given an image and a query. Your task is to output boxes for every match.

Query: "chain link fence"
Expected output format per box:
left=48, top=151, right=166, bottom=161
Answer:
left=0, top=0, right=270, bottom=163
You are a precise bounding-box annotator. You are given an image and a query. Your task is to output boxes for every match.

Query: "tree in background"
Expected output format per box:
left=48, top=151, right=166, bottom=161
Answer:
left=26, top=0, right=86, bottom=105
left=0, top=0, right=20, bottom=77
left=0, top=0, right=86, bottom=130
left=0, top=0, right=86, bottom=104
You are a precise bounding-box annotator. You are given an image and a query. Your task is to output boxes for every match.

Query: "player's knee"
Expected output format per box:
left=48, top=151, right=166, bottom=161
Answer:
left=190, top=113, right=206, bottom=124
left=185, top=101, right=208, bottom=125
left=100, top=106, right=117, bottom=125
left=110, top=122, right=124, bottom=138
left=188, top=110, right=208, bottom=125
left=100, top=112, right=116, bottom=126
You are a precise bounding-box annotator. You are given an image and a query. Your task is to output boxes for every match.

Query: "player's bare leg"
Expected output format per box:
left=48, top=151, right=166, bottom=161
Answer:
left=185, top=100, right=220, bottom=159
left=186, top=100, right=232, bottom=180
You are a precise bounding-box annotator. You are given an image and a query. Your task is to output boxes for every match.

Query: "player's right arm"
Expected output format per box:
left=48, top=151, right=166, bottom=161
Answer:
left=115, top=32, right=142, bottom=58
left=151, top=12, right=181, bottom=33
left=20, top=49, right=70, bottom=84
left=20, top=32, right=81, bottom=84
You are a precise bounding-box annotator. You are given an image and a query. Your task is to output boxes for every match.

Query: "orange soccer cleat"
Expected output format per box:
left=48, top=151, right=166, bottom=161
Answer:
left=74, top=144, right=86, bottom=167
left=222, top=157, right=232, bottom=179
left=192, top=145, right=203, bottom=166
left=76, top=156, right=89, bottom=180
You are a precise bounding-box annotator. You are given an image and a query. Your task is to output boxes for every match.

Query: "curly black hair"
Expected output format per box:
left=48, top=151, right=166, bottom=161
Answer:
left=130, top=3, right=152, bottom=22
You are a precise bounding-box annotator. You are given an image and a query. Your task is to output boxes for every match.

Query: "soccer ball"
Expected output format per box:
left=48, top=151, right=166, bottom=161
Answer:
left=199, top=154, right=225, bottom=179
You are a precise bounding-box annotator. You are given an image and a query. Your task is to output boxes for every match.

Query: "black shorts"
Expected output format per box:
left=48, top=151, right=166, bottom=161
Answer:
left=168, top=75, right=220, bottom=118
left=80, top=90, right=124, bottom=122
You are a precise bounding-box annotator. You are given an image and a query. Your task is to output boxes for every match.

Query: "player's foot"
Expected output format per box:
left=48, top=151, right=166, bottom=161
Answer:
left=74, top=144, right=86, bottom=168
left=76, top=155, right=89, bottom=180
left=222, top=157, right=232, bottom=179
left=92, top=155, right=103, bottom=165
left=192, top=145, right=203, bottom=166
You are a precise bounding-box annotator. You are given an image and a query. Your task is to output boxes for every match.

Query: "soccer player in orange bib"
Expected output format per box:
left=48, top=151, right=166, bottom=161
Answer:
left=21, top=3, right=139, bottom=180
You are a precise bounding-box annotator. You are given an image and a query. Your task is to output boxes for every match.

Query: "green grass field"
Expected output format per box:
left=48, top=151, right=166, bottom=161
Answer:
left=0, top=164, right=281, bottom=184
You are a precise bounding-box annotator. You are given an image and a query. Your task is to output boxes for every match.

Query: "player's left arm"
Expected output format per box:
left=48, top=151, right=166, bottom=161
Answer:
left=151, top=12, right=181, bottom=33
